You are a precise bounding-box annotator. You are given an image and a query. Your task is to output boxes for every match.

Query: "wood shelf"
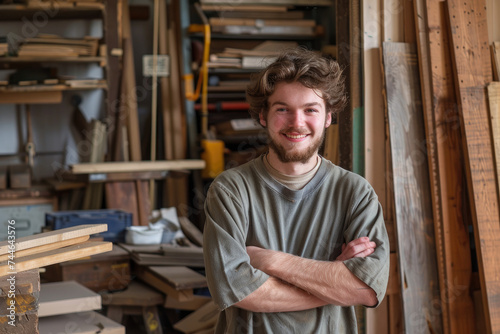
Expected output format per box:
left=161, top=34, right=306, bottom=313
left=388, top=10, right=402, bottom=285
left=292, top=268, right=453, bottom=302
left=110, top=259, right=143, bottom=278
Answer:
left=0, top=4, right=104, bottom=21
left=0, top=83, right=107, bottom=92
left=0, top=56, right=106, bottom=64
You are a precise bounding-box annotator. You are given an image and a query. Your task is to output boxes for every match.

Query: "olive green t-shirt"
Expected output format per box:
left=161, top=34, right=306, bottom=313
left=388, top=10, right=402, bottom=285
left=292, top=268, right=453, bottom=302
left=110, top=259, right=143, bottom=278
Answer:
left=203, top=156, right=390, bottom=334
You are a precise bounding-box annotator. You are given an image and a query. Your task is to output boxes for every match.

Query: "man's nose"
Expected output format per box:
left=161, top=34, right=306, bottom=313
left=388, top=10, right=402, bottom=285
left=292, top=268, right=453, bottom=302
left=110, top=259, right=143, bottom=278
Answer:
left=289, top=110, right=305, bottom=127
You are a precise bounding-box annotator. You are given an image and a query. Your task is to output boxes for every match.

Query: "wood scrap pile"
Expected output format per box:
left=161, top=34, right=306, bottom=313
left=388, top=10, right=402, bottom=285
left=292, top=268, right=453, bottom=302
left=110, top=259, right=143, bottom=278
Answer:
left=366, top=0, right=500, bottom=333
left=17, top=34, right=100, bottom=57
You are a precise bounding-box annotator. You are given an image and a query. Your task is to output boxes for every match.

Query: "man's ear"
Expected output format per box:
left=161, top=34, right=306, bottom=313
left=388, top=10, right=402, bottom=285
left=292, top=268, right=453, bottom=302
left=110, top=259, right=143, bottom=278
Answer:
left=325, top=112, right=332, bottom=128
left=259, top=112, right=266, bottom=127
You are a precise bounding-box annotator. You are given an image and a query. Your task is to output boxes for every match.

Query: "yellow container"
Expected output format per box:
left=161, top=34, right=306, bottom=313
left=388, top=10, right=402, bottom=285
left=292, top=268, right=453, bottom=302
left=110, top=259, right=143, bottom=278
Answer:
left=201, top=139, right=225, bottom=179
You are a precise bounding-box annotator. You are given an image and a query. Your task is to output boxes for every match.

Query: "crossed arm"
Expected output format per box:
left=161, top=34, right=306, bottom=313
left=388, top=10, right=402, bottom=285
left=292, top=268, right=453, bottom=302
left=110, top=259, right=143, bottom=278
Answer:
left=234, top=237, right=378, bottom=313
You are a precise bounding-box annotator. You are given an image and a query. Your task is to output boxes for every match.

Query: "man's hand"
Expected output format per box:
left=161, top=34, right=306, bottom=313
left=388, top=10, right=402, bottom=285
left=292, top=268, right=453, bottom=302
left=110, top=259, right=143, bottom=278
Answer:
left=336, top=237, right=376, bottom=261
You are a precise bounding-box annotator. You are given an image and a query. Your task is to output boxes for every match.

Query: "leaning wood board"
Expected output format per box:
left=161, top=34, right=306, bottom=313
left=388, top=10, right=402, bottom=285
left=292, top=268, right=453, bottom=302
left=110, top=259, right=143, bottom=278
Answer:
left=149, top=266, right=207, bottom=290
left=383, top=42, right=442, bottom=334
left=425, top=1, right=476, bottom=333
left=447, top=1, right=500, bottom=333
left=0, top=224, right=107, bottom=255
left=0, top=241, right=112, bottom=276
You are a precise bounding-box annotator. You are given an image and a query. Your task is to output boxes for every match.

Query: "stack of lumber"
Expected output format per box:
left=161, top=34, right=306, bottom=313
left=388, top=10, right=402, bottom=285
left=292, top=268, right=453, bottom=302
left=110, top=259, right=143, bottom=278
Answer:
left=38, top=280, right=125, bottom=334
left=17, top=34, right=99, bottom=57
left=118, top=243, right=205, bottom=267
left=0, top=224, right=112, bottom=276
left=208, top=40, right=298, bottom=69
left=201, top=3, right=318, bottom=36
left=363, top=0, right=500, bottom=333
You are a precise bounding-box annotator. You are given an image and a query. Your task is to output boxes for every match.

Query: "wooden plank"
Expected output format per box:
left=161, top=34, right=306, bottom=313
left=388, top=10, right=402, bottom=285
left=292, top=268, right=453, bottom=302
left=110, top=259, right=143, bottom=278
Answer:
left=104, top=0, right=122, bottom=160
left=446, top=1, right=500, bottom=333
left=0, top=166, right=6, bottom=190
left=136, top=266, right=194, bottom=302
left=164, top=295, right=211, bottom=311
left=0, top=235, right=89, bottom=262
left=414, top=0, right=452, bottom=333
left=492, top=42, right=500, bottom=81
left=383, top=42, right=442, bottom=333
left=0, top=241, right=112, bottom=276
left=122, top=0, right=141, bottom=162
left=425, top=1, right=476, bottom=334
left=488, top=82, right=500, bottom=192
left=70, top=160, right=205, bottom=174
left=101, top=280, right=164, bottom=307
left=148, top=266, right=207, bottom=290
left=0, top=224, right=107, bottom=255
left=173, top=300, right=219, bottom=334
left=105, top=182, right=140, bottom=226
left=38, top=311, right=125, bottom=334
left=179, top=217, right=203, bottom=247
left=336, top=0, right=352, bottom=170
left=0, top=91, right=62, bottom=104
left=39, top=281, right=101, bottom=317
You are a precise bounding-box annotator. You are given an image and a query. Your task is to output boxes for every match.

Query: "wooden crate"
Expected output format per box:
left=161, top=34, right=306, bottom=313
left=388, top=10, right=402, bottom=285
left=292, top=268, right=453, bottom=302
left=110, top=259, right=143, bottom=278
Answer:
left=43, top=246, right=131, bottom=293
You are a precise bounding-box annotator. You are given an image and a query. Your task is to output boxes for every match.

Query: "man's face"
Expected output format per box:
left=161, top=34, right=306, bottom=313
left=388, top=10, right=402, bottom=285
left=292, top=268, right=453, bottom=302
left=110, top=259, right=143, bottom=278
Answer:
left=259, top=81, right=332, bottom=164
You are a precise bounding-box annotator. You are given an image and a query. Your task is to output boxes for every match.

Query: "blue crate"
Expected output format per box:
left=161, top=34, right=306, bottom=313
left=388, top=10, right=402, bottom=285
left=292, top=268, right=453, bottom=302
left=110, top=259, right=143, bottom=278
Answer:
left=45, top=209, right=132, bottom=242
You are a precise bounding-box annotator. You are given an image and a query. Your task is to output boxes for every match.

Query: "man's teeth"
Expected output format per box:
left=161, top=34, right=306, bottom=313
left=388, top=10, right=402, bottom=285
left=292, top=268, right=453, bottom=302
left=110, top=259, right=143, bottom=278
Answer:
left=285, top=134, right=307, bottom=139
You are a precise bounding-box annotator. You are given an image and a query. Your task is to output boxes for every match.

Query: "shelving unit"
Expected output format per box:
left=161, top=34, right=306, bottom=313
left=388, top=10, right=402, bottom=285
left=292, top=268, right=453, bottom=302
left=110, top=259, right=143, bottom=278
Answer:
left=186, top=0, right=336, bottom=175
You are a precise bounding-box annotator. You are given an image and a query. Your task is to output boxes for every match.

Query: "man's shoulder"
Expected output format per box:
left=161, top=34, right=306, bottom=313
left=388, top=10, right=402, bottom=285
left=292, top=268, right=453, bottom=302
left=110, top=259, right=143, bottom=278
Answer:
left=320, top=158, right=375, bottom=194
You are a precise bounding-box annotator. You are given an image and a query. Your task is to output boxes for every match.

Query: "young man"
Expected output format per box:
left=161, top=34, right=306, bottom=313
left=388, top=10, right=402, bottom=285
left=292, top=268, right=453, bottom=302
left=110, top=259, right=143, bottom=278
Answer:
left=203, top=48, right=389, bottom=333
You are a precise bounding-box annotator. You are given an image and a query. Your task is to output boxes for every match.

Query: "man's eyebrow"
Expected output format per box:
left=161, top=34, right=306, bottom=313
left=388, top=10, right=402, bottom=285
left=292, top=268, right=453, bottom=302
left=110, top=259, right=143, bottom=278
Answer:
left=270, top=101, right=322, bottom=107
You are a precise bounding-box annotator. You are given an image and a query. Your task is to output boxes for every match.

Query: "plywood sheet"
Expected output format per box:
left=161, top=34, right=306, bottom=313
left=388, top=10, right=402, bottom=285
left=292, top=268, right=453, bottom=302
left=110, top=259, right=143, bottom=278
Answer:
left=383, top=41, right=442, bottom=333
left=38, top=311, right=124, bottom=334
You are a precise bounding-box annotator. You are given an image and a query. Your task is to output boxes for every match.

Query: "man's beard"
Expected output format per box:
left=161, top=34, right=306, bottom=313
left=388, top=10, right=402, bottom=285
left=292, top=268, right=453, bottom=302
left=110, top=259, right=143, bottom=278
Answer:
left=267, top=127, right=326, bottom=164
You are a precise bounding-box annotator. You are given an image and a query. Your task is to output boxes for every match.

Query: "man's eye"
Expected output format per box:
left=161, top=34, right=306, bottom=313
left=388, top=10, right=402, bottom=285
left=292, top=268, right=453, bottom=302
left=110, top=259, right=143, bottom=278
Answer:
left=306, top=109, right=318, bottom=113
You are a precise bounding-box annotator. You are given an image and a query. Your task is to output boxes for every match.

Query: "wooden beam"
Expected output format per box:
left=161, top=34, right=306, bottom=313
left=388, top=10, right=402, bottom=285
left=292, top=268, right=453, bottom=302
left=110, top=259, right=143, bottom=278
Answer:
left=336, top=0, right=352, bottom=171
left=0, top=241, right=112, bottom=276
left=69, top=160, right=205, bottom=174
left=0, top=224, right=107, bottom=255
left=447, top=1, right=500, bottom=333
left=0, top=91, right=62, bottom=104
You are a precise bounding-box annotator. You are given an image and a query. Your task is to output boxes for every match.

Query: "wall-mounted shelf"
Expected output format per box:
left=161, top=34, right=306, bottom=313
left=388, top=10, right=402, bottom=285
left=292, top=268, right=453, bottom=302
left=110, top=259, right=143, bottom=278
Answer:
left=0, top=56, right=106, bottom=64
left=0, top=4, right=104, bottom=21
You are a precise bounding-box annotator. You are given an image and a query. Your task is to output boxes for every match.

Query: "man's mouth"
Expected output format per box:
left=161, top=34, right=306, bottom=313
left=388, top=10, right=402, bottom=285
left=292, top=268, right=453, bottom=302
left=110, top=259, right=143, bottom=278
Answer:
left=283, top=133, right=308, bottom=139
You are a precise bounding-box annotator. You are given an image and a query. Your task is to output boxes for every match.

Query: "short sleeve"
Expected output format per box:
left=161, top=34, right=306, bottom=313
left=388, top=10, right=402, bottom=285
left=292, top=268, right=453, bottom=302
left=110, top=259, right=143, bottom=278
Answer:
left=203, top=181, right=270, bottom=310
left=342, top=183, right=390, bottom=306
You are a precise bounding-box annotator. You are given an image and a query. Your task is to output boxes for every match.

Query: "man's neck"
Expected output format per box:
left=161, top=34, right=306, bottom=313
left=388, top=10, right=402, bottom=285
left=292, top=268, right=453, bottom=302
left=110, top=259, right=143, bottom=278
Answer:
left=266, top=151, right=320, bottom=176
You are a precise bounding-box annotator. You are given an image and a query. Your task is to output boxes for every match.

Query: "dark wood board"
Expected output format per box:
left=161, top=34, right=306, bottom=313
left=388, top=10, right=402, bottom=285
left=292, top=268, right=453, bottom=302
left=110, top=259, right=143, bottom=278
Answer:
left=446, top=1, right=500, bottom=333
left=383, top=42, right=442, bottom=334
left=425, top=1, right=476, bottom=333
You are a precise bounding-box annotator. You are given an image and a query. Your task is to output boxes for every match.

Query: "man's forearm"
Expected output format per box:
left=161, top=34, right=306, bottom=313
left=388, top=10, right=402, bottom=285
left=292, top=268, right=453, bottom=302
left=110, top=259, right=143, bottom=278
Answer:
left=249, top=248, right=377, bottom=307
left=234, top=276, right=329, bottom=313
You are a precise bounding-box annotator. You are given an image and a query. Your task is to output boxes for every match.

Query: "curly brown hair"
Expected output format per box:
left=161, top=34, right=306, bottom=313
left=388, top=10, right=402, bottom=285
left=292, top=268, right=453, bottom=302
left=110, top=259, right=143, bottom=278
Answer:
left=246, top=47, right=347, bottom=124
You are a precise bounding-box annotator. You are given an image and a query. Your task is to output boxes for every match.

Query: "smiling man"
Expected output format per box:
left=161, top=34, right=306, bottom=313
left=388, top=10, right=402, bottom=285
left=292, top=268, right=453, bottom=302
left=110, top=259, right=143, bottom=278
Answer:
left=203, top=47, right=390, bottom=333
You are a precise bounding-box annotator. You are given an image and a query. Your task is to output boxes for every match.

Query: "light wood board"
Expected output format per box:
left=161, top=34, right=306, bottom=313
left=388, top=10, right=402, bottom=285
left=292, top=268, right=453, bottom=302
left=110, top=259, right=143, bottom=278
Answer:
left=0, top=224, right=107, bottom=255
left=383, top=41, right=442, bottom=333
left=0, top=241, right=112, bottom=276
left=39, top=280, right=101, bottom=317
left=70, top=160, right=205, bottom=174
